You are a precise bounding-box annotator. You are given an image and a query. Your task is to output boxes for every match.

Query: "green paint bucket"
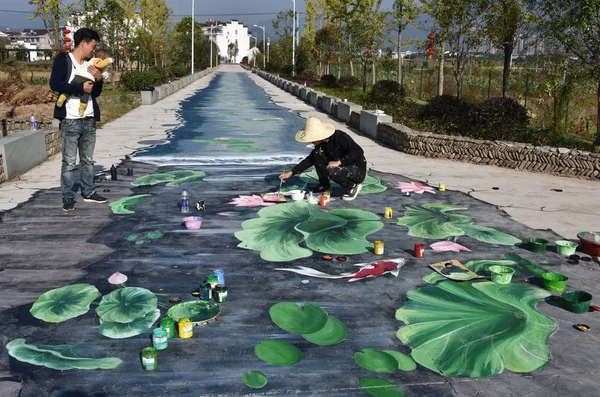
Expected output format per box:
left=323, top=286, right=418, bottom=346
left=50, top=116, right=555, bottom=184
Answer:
left=527, top=238, right=548, bottom=253
left=488, top=265, right=515, bottom=284
left=555, top=240, right=578, bottom=256
left=562, top=290, right=593, bottom=313
left=542, top=272, right=569, bottom=292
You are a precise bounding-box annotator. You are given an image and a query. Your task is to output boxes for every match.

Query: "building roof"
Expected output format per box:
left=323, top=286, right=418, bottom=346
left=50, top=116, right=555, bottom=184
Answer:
left=21, top=29, right=51, bottom=36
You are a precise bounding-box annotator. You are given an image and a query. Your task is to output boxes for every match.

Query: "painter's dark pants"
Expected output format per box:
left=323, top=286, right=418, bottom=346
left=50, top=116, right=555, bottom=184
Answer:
left=310, top=149, right=366, bottom=191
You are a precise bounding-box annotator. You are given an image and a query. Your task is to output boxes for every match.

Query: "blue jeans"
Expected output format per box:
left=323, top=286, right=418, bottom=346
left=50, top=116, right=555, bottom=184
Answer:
left=60, top=118, right=96, bottom=200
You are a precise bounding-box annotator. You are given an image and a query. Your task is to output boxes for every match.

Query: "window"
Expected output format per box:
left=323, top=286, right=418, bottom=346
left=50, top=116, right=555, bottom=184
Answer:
left=235, top=30, right=237, bottom=35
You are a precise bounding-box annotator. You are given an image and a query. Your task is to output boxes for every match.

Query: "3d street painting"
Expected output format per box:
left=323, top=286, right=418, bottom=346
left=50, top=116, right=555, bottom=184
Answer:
left=1, top=71, right=598, bottom=396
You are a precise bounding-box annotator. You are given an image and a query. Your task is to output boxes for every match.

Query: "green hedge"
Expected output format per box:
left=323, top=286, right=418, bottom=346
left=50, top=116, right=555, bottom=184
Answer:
left=118, top=66, right=191, bottom=91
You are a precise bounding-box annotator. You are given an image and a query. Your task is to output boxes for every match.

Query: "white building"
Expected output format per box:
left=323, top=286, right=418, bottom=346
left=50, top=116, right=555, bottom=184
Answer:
left=5, top=29, right=53, bottom=61
left=203, top=20, right=250, bottom=64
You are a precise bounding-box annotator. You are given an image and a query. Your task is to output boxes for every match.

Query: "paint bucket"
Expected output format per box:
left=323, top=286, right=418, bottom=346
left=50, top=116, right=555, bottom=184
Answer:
left=438, top=182, right=446, bottom=192
left=183, top=216, right=203, bottom=230
left=577, top=232, right=600, bottom=256
left=290, top=190, right=305, bottom=201
left=414, top=243, right=424, bottom=258
left=488, top=265, right=515, bottom=284
left=562, top=290, right=593, bottom=314
left=555, top=240, right=578, bottom=256
left=527, top=238, right=548, bottom=253
left=542, top=272, right=569, bottom=292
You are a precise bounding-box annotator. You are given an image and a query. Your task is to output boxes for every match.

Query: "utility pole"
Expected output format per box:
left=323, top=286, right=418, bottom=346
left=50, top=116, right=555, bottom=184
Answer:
left=191, top=0, right=195, bottom=74
left=292, top=0, right=296, bottom=76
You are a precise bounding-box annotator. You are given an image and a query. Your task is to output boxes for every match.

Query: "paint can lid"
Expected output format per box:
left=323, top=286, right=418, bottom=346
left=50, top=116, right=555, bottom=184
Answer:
left=574, top=324, right=590, bottom=332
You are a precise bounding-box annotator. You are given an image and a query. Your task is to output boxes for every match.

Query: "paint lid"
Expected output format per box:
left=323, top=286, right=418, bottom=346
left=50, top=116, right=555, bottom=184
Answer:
left=213, top=269, right=225, bottom=275
left=569, top=254, right=581, bottom=261
left=581, top=256, right=592, bottom=262
left=336, top=256, right=347, bottom=262
left=567, top=259, right=579, bottom=265
left=169, top=297, right=182, bottom=304
left=322, top=255, right=333, bottom=261
left=574, top=324, right=590, bottom=332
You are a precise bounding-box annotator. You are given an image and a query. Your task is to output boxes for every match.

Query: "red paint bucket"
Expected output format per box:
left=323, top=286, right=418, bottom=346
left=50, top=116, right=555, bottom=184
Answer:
left=414, top=243, right=425, bottom=258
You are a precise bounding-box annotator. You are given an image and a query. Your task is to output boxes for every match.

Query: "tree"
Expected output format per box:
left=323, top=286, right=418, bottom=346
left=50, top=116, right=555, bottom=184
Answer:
left=168, top=17, right=204, bottom=69
left=29, top=0, right=69, bottom=51
left=531, top=0, right=600, bottom=144
left=315, top=24, right=340, bottom=75
left=483, top=0, right=528, bottom=98
left=138, top=0, right=171, bottom=68
left=272, top=10, right=295, bottom=40
left=390, top=0, right=419, bottom=86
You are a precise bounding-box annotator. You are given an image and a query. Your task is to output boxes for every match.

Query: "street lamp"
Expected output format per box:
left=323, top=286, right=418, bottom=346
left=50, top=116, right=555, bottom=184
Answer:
left=253, top=24, right=265, bottom=69
left=251, top=35, right=257, bottom=48
left=209, top=18, right=213, bottom=68
left=267, top=37, right=270, bottom=64
left=292, top=0, right=295, bottom=76
left=191, top=0, right=195, bottom=74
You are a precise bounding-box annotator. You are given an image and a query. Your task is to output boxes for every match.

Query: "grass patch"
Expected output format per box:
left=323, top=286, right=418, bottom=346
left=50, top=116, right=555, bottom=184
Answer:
left=97, top=91, right=140, bottom=128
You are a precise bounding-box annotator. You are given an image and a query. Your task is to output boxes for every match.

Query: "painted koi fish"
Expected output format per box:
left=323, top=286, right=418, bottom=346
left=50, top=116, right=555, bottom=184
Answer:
left=275, top=258, right=406, bottom=282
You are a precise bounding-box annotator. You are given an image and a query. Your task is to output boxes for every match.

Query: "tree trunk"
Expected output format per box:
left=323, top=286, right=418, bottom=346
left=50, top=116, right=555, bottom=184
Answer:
left=362, top=61, right=367, bottom=92
left=397, top=27, right=403, bottom=86
left=438, top=41, right=445, bottom=96
left=337, top=58, right=341, bottom=79
left=596, top=76, right=600, bottom=145
left=502, top=43, right=514, bottom=98
left=372, top=61, right=376, bottom=85
left=350, top=60, right=354, bottom=77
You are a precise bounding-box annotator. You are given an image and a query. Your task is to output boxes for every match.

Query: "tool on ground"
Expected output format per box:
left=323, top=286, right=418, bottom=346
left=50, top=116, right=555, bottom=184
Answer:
left=429, top=260, right=484, bottom=281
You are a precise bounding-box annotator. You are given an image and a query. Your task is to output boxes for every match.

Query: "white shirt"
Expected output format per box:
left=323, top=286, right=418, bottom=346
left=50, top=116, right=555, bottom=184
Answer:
left=65, top=53, right=95, bottom=119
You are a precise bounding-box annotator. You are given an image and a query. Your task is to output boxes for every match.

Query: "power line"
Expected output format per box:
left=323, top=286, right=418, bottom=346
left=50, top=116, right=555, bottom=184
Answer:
left=0, top=9, right=34, bottom=14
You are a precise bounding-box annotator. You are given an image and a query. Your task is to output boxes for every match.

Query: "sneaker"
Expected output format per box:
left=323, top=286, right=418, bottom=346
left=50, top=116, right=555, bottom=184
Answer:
left=62, top=197, right=76, bottom=212
left=310, top=185, right=331, bottom=194
left=83, top=192, right=108, bottom=203
left=342, top=183, right=362, bottom=201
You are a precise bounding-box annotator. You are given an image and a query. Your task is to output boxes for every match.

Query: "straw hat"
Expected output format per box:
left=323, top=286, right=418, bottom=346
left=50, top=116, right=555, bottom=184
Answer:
left=295, top=117, right=335, bottom=143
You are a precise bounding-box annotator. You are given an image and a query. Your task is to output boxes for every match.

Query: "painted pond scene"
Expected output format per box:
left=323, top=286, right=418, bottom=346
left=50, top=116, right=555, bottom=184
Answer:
left=1, top=67, right=599, bottom=397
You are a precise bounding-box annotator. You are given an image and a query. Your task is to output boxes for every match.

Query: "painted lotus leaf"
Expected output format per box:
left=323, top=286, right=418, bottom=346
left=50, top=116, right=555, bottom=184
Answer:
left=167, top=300, right=221, bottom=323
left=381, top=350, right=417, bottom=371
left=30, top=284, right=101, bottom=323
left=131, top=171, right=206, bottom=187
left=235, top=202, right=312, bottom=262
left=235, top=201, right=383, bottom=262
left=299, top=208, right=383, bottom=255
left=504, top=253, right=548, bottom=276
left=99, top=309, right=161, bottom=339
left=396, top=281, right=556, bottom=378
left=461, top=224, right=521, bottom=246
left=301, top=317, right=348, bottom=346
left=269, top=302, right=329, bottom=334
left=96, top=287, right=157, bottom=323
left=6, top=339, right=123, bottom=370
left=396, top=204, right=470, bottom=239
left=359, top=378, right=405, bottom=397
left=254, top=340, right=303, bottom=366
left=127, top=234, right=138, bottom=242
left=109, top=194, right=151, bottom=215
left=146, top=231, right=163, bottom=240
left=354, top=349, right=398, bottom=373
left=192, top=139, right=263, bottom=152
left=242, top=371, right=268, bottom=389
left=423, top=259, right=519, bottom=284
left=397, top=204, right=520, bottom=245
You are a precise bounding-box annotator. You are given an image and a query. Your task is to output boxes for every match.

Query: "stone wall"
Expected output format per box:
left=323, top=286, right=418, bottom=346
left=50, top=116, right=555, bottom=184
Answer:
left=378, top=123, right=600, bottom=180
left=0, top=154, right=4, bottom=184
left=1, top=118, right=54, bottom=136
left=45, top=128, right=62, bottom=157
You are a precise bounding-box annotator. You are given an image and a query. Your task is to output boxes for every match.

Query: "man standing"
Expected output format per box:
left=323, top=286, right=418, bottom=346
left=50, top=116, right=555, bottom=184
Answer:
left=279, top=117, right=367, bottom=201
left=50, top=28, right=107, bottom=212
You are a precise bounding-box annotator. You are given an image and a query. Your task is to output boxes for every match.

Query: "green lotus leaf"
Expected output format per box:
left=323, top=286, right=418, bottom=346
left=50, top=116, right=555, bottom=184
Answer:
left=135, top=240, right=145, bottom=245
left=504, top=253, right=548, bottom=276
left=30, top=284, right=101, bottom=323
left=166, top=300, right=221, bottom=323
left=234, top=202, right=313, bottom=262
left=381, top=350, right=417, bottom=371
left=254, top=340, right=303, bottom=366
left=461, top=224, right=521, bottom=246
left=235, top=201, right=383, bottom=261
left=145, top=231, right=163, bottom=240
left=127, top=234, right=138, bottom=242
left=396, top=204, right=471, bottom=239
left=354, top=349, right=399, bottom=373
left=6, top=339, right=122, bottom=370
left=96, top=287, right=157, bottom=323
left=131, top=173, right=174, bottom=186
left=396, top=281, right=556, bottom=378
left=131, top=171, right=206, bottom=187
left=238, top=147, right=265, bottom=152
left=99, top=309, right=160, bottom=339
left=299, top=208, right=383, bottom=254
left=242, top=371, right=268, bottom=389
left=109, top=194, right=151, bottom=214
left=359, top=378, right=404, bottom=397
left=269, top=302, right=329, bottom=334
left=301, top=317, right=348, bottom=346
left=423, top=259, right=519, bottom=285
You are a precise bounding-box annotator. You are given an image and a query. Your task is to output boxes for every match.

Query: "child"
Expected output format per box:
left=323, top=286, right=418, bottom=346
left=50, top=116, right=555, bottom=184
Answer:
left=56, top=49, right=113, bottom=117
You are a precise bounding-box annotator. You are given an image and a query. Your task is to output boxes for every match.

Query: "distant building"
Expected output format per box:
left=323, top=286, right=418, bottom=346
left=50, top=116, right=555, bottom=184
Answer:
left=203, top=20, right=250, bottom=64
left=5, top=29, right=53, bottom=61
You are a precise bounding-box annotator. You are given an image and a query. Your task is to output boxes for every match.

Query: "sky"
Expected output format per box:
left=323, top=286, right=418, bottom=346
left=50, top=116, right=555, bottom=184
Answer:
left=0, top=0, right=426, bottom=43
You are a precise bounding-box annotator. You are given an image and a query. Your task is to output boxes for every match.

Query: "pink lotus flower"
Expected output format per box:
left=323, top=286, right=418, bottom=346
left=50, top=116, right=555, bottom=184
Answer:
left=395, top=181, right=436, bottom=194
left=108, top=272, right=128, bottom=285
left=430, top=241, right=472, bottom=253
left=228, top=195, right=276, bottom=207
left=214, top=137, right=230, bottom=141
left=217, top=211, right=241, bottom=216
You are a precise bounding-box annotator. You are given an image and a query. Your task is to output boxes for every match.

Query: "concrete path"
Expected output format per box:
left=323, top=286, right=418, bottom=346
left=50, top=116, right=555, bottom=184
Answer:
left=247, top=69, right=600, bottom=239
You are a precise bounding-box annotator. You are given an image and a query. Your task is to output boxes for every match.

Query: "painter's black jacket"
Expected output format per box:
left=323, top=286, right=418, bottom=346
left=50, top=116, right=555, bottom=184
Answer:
left=291, top=130, right=367, bottom=175
left=49, top=52, right=104, bottom=121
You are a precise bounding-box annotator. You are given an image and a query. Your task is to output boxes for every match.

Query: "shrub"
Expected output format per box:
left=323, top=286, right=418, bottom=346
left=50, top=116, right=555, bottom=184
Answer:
left=369, top=79, right=405, bottom=105
left=119, top=70, right=162, bottom=91
left=420, top=95, right=473, bottom=133
left=300, top=69, right=320, bottom=82
left=469, top=97, right=529, bottom=141
left=338, top=76, right=360, bottom=90
left=166, top=65, right=188, bottom=78
left=320, top=74, right=337, bottom=88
